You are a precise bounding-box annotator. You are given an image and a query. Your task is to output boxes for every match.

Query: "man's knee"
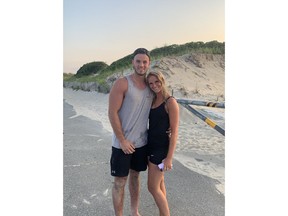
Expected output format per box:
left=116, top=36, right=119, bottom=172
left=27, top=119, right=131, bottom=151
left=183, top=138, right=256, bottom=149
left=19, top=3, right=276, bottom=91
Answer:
left=113, top=176, right=128, bottom=190
left=129, top=169, right=140, bottom=178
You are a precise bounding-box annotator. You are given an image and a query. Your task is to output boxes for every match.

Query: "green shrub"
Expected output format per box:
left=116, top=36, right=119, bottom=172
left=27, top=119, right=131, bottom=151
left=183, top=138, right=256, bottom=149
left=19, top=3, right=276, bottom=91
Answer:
left=75, top=61, right=108, bottom=77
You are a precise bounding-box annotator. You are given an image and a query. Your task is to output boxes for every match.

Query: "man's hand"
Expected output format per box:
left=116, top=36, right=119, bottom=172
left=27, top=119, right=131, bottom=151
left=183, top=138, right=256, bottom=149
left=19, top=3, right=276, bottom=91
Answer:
left=166, top=127, right=172, bottom=138
left=120, top=139, right=135, bottom=154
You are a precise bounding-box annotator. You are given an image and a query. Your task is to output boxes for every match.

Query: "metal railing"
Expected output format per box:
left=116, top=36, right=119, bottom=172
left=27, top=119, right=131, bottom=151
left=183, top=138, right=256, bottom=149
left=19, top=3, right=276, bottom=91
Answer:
left=176, top=99, right=225, bottom=136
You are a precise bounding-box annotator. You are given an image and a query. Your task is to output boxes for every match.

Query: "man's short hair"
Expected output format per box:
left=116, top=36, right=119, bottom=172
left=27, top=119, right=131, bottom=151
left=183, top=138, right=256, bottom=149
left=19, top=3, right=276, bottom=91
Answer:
left=132, top=48, right=150, bottom=60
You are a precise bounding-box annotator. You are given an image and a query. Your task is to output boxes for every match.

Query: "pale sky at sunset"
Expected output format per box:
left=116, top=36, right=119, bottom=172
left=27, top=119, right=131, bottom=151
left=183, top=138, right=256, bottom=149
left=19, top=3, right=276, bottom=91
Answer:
left=64, top=0, right=225, bottom=73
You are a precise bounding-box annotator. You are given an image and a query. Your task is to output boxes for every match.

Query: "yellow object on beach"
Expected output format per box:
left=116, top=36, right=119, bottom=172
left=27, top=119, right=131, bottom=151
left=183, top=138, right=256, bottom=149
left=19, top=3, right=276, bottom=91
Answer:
left=205, top=118, right=216, bottom=128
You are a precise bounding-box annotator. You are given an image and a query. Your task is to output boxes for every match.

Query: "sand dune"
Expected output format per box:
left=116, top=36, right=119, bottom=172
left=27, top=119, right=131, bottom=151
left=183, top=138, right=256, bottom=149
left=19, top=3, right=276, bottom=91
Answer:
left=108, top=53, right=224, bottom=101
left=151, top=53, right=224, bottom=100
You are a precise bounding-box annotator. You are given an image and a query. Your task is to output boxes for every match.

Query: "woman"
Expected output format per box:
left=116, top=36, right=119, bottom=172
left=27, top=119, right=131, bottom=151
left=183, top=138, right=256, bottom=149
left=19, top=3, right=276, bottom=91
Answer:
left=146, top=71, right=179, bottom=216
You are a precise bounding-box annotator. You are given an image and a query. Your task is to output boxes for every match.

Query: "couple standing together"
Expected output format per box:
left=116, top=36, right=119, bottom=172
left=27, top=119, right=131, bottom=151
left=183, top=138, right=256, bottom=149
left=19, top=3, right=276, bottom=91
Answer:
left=108, top=48, right=179, bottom=216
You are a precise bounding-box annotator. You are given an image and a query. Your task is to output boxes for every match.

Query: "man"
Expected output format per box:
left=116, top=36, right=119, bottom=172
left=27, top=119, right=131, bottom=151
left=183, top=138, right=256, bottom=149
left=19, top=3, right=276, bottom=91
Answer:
left=108, top=48, right=153, bottom=216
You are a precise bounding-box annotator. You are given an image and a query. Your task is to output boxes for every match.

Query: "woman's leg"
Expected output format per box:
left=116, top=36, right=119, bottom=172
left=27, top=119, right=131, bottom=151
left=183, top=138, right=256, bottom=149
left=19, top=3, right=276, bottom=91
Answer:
left=160, top=178, right=166, bottom=197
left=148, top=161, right=170, bottom=216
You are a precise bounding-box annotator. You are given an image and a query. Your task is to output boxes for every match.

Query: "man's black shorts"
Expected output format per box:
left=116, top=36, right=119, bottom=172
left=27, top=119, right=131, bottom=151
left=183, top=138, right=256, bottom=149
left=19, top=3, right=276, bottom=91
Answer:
left=110, top=145, right=148, bottom=177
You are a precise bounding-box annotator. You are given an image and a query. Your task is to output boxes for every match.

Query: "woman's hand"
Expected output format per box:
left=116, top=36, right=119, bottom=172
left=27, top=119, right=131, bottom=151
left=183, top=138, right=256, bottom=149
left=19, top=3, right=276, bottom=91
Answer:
left=162, top=158, right=173, bottom=171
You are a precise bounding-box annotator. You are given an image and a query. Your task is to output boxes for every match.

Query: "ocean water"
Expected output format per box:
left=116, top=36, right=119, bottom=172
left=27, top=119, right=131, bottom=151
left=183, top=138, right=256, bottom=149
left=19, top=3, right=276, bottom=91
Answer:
left=63, top=88, right=225, bottom=194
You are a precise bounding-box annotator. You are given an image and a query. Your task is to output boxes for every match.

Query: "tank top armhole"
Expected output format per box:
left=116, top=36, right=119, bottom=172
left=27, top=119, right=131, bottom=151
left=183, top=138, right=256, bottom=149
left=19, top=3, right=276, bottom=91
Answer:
left=164, top=96, right=175, bottom=114
left=121, top=76, right=129, bottom=95
left=124, top=75, right=133, bottom=92
left=164, top=96, right=174, bottom=104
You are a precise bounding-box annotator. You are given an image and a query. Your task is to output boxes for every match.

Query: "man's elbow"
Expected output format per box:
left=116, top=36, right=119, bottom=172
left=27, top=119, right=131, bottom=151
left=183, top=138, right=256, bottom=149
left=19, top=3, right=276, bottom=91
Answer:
left=108, top=108, right=117, bottom=121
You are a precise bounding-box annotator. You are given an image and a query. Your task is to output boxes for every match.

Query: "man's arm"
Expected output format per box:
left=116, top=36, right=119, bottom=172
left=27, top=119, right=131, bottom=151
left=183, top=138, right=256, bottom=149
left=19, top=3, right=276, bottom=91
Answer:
left=108, top=77, right=135, bottom=154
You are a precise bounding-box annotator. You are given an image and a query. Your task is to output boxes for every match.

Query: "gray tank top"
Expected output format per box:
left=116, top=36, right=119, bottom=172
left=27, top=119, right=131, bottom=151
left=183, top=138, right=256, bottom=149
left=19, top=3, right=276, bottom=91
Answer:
left=112, top=75, right=153, bottom=149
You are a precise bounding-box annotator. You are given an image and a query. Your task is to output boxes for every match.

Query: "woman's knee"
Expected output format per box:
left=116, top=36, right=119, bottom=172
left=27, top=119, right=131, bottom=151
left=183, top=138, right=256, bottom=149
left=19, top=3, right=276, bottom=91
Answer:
left=148, top=180, right=159, bottom=194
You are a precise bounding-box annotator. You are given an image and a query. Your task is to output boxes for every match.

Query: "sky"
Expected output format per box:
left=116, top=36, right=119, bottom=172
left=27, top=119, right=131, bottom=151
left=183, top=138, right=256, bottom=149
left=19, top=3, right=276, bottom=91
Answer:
left=2, top=1, right=288, bottom=215
left=64, top=0, right=225, bottom=73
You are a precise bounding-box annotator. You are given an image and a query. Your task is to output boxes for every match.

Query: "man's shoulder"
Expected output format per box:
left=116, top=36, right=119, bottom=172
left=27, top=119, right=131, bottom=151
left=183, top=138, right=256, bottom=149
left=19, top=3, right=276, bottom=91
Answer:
left=110, top=76, right=128, bottom=94
left=113, top=76, right=128, bottom=86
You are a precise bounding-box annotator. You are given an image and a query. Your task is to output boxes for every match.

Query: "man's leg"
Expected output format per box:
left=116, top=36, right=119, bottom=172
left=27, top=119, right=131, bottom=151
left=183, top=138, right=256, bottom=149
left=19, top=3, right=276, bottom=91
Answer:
left=112, top=176, right=128, bottom=216
left=129, top=169, right=141, bottom=216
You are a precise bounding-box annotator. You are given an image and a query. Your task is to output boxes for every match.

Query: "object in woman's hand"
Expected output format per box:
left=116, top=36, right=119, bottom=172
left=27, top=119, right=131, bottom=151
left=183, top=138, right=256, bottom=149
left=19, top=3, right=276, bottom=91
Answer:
left=158, top=162, right=164, bottom=171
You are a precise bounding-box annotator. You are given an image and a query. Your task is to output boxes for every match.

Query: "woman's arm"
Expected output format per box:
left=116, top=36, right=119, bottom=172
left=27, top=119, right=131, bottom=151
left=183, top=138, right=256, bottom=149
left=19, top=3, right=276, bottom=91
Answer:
left=164, top=97, right=179, bottom=169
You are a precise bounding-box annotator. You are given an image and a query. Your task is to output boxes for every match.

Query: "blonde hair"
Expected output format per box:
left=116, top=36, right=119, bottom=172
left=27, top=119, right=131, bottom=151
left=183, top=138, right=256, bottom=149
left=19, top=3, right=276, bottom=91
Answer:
left=146, top=70, right=170, bottom=99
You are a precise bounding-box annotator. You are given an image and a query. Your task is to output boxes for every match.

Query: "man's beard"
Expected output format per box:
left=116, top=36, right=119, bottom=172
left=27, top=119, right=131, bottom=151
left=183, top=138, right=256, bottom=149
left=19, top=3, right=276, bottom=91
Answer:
left=133, top=66, right=147, bottom=76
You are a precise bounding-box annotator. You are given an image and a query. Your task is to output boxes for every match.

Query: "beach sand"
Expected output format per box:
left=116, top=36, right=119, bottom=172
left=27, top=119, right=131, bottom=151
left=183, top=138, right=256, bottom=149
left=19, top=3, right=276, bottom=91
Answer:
left=63, top=88, right=225, bottom=195
left=63, top=98, right=224, bottom=215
